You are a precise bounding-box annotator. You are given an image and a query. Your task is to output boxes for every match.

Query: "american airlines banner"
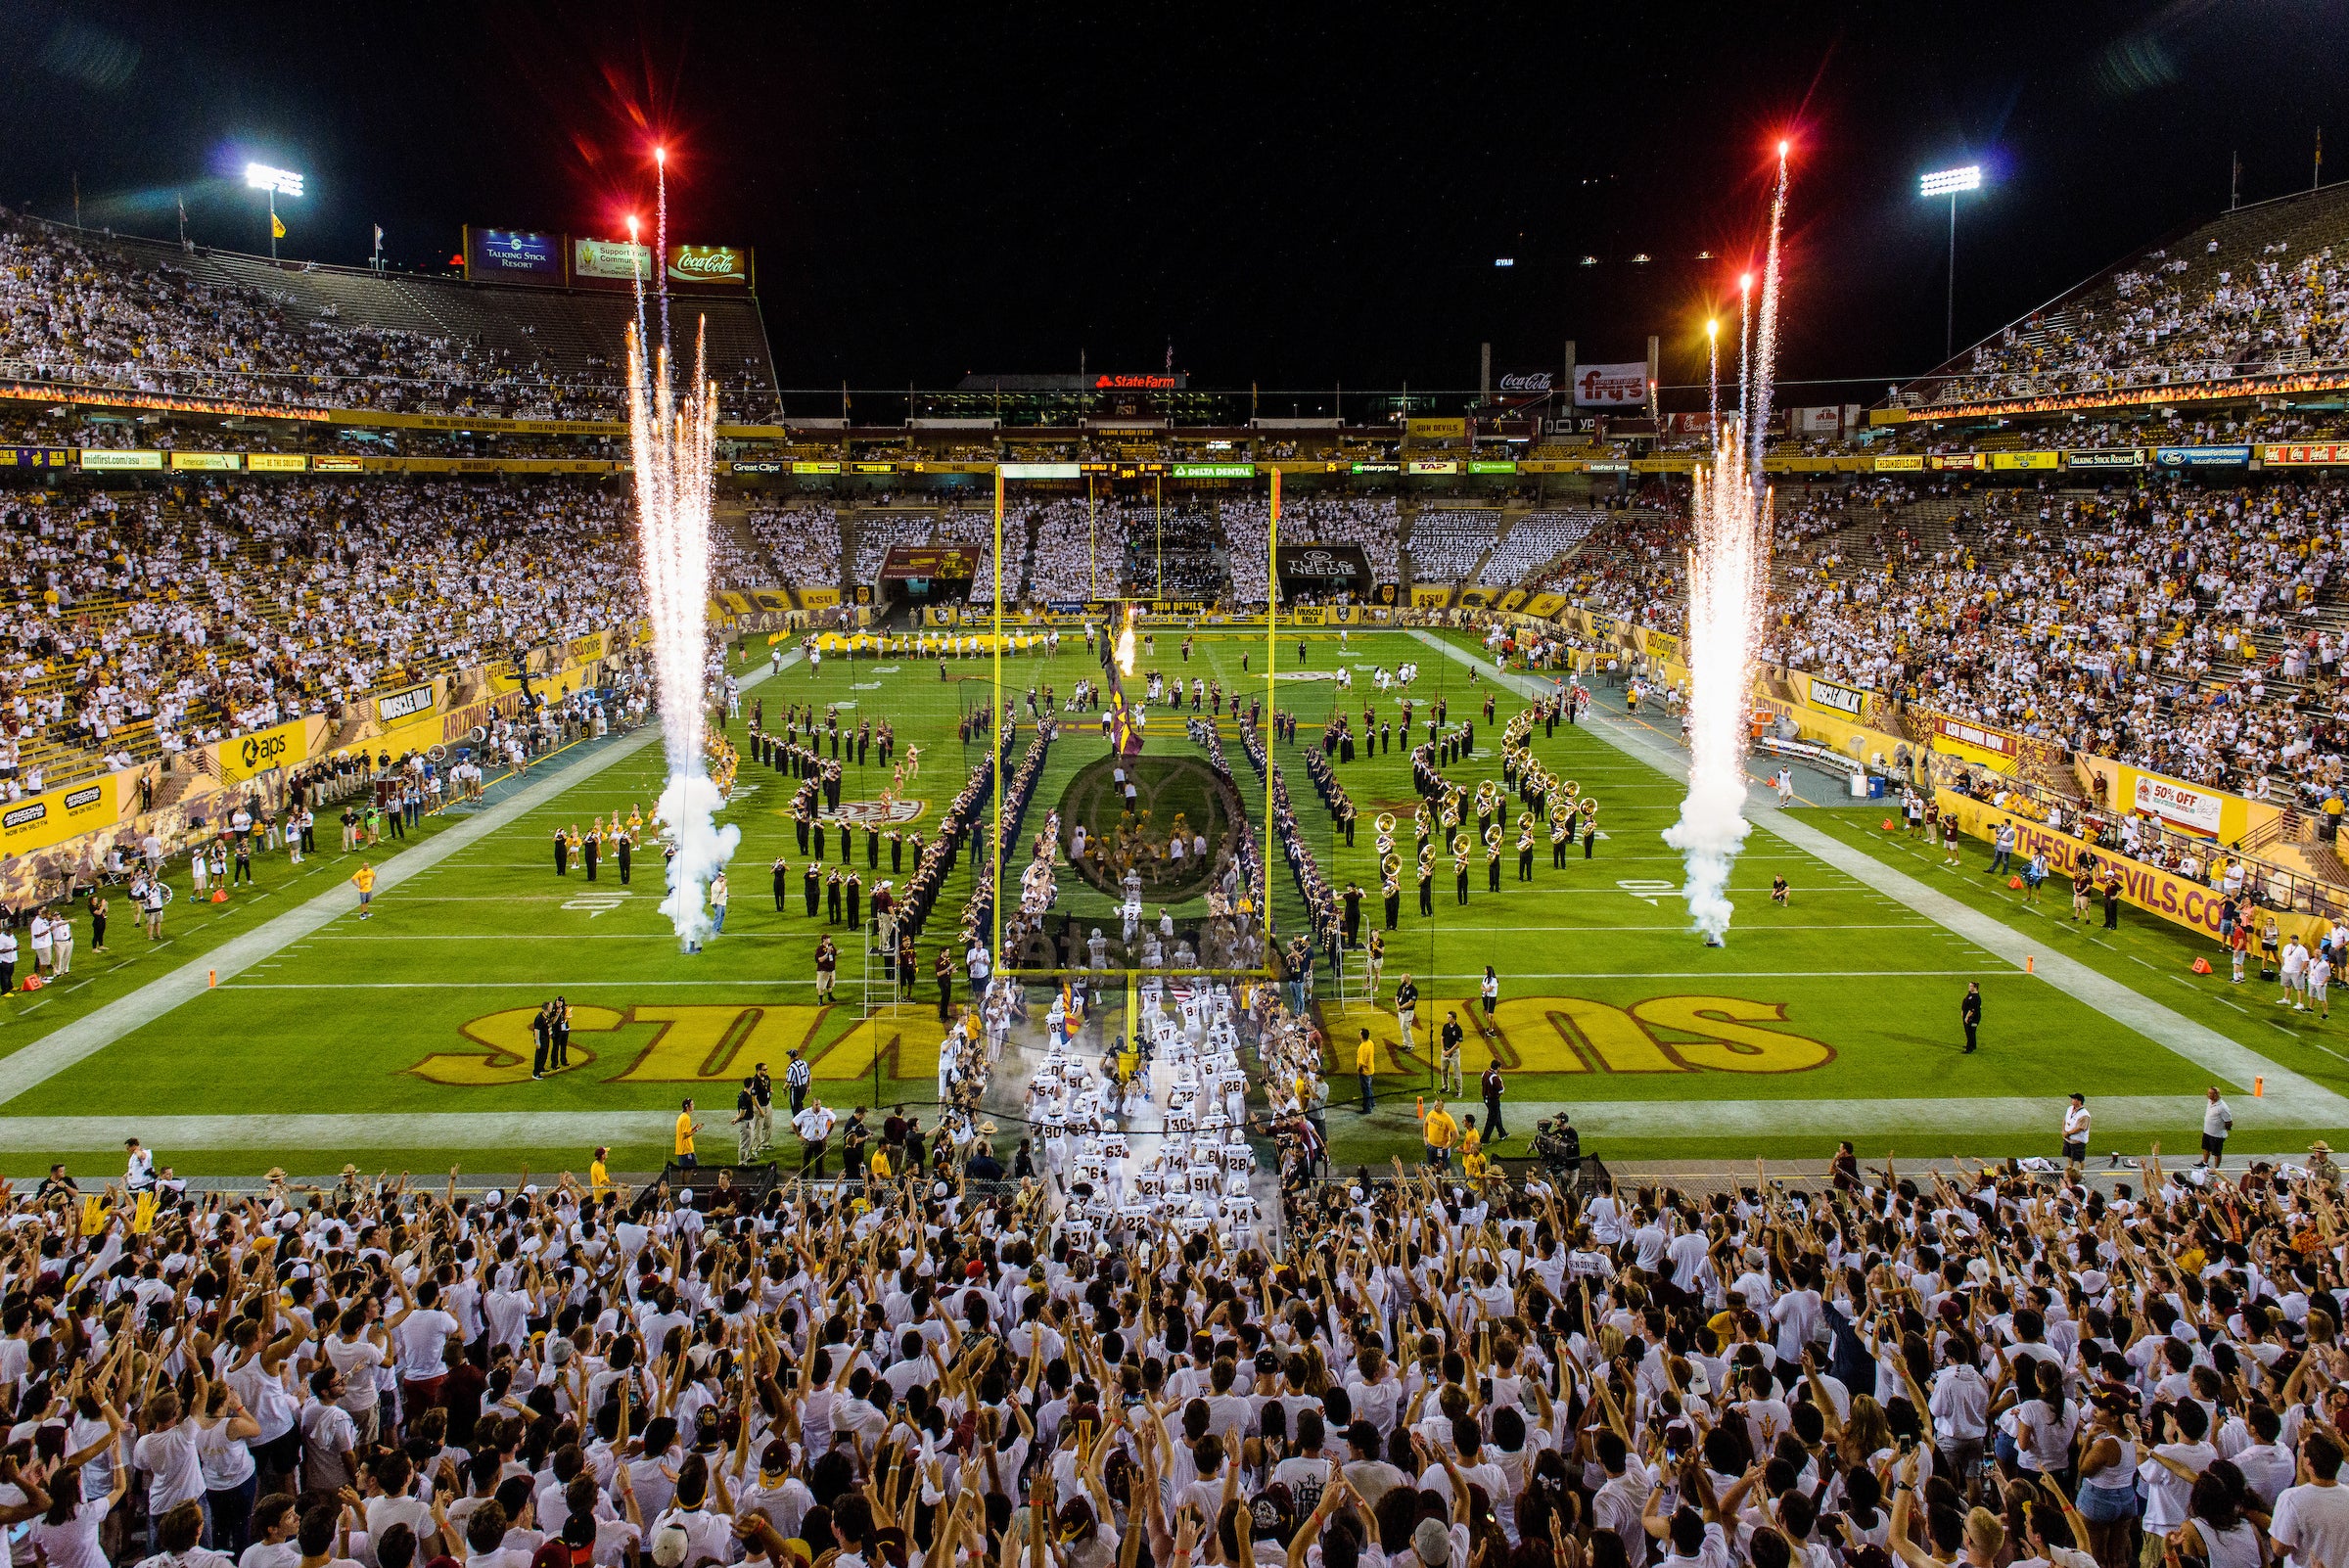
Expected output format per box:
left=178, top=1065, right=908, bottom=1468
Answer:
left=1571, top=362, right=1649, bottom=407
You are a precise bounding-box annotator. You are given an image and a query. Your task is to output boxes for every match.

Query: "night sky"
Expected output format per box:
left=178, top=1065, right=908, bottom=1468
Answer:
left=8, top=0, right=2348, bottom=401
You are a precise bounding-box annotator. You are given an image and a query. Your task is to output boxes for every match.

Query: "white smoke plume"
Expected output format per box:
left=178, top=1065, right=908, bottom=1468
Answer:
left=625, top=317, right=740, bottom=950
left=1663, top=147, right=1789, bottom=945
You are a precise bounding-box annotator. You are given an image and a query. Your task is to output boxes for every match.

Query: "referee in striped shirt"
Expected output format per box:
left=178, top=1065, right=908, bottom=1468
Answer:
left=785, top=1047, right=811, bottom=1116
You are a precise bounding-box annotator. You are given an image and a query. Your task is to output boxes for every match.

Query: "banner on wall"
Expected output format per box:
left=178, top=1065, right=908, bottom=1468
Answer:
left=2131, top=770, right=2227, bottom=838
left=216, top=719, right=307, bottom=782
left=376, top=683, right=437, bottom=725
left=1989, top=450, right=2059, bottom=470
left=1930, top=713, right=2019, bottom=766
left=799, top=587, right=844, bottom=609
left=2066, top=448, right=2143, bottom=470
left=1410, top=585, right=1452, bottom=607
left=1641, top=628, right=1681, bottom=662
left=77, top=449, right=162, bottom=471
left=879, top=544, right=981, bottom=581
left=1872, top=453, right=1925, bottom=472
left=2155, top=444, right=2251, bottom=468
left=1801, top=673, right=1869, bottom=717
left=0, top=775, right=116, bottom=856
left=0, top=447, right=69, bottom=469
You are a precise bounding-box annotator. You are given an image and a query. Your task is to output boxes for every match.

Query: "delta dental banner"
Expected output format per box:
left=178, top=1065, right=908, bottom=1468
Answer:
left=1572, top=362, right=1650, bottom=407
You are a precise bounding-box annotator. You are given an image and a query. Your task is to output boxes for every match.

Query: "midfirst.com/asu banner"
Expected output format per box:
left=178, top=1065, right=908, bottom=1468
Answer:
left=0, top=775, right=117, bottom=856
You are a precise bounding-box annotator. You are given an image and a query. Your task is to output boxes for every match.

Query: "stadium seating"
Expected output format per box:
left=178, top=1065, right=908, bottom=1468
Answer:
left=0, top=210, right=780, bottom=421
left=1921, top=183, right=2349, bottom=409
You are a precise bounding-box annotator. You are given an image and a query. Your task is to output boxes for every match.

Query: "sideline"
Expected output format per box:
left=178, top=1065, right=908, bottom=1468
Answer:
left=0, top=654, right=799, bottom=1118
left=1406, top=629, right=2349, bottom=1131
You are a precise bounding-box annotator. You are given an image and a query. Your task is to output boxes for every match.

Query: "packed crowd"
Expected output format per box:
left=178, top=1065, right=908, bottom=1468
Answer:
left=1942, top=216, right=2349, bottom=405
left=0, top=212, right=775, bottom=420
left=743, top=507, right=844, bottom=591
left=7, top=1071, right=2347, bottom=1568
left=0, top=479, right=641, bottom=781
left=1222, top=499, right=1403, bottom=605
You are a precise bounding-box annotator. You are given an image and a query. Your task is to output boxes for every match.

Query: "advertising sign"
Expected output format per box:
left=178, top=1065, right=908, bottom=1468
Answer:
left=1000, top=463, right=1081, bottom=479
left=246, top=453, right=307, bottom=473
left=1170, top=463, right=1254, bottom=479
left=2132, top=771, right=2226, bottom=838
left=1467, top=460, right=1517, bottom=474
left=1930, top=713, right=2018, bottom=761
left=0, top=447, right=69, bottom=469
left=2260, top=442, right=2349, bottom=467
left=168, top=451, right=241, bottom=471
left=1407, top=458, right=1459, bottom=475
left=572, top=236, right=655, bottom=285
left=311, top=455, right=364, bottom=473
left=2065, top=448, right=2143, bottom=469
left=668, top=244, right=753, bottom=288
left=2154, top=445, right=2251, bottom=468
left=880, top=544, right=982, bottom=582
left=0, top=776, right=115, bottom=856
left=463, top=228, right=564, bottom=284
left=217, top=720, right=304, bottom=783
left=1497, top=371, right=1554, bottom=393
left=1872, top=453, right=1925, bottom=472
left=77, top=449, right=162, bottom=472
left=791, top=460, right=842, bottom=475
left=1989, top=450, right=2060, bottom=470
left=1406, top=417, right=1466, bottom=439
left=376, top=684, right=437, bottom=724
left=1802, top=674, right=1869, bottom=717
left=1572, top=362, right=1650, bottom=407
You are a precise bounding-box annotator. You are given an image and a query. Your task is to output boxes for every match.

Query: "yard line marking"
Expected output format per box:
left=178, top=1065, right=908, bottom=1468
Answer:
left=2218, top=997, right=2250, bottom=1013
left=0, top=659, right=806, bottom=1106
left=2132, top=956, right=2157, bottom=969
left=220, top=968, right=2023, bottom=990
left=1412, top=630, right=2349, bottom=1126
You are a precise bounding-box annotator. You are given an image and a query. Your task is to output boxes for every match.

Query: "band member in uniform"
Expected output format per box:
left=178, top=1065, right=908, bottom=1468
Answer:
left=1518, top=814, right=1537, bottom=881
left=1364, top=930, right=1386, bottom=997
left=616, top=827, right=633, bottom=885
left=1485, top=823, right=1503, bottom=893
left=1452, top=833, right=1472, bottom=905
left=583, top=822, right=601, bottom=882
left=773, top=853, right=791, bottom=911
left=1381, top=856, right=1402, bottom=931
left=1551, top=806, right=1571, bottom=868
left=1417, top=846, right=1435, bottom=916
left=553, top=826, right=570, bottom=876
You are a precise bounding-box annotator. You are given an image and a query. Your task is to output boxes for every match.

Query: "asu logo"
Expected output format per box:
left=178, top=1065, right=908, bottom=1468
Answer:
left=416, top=1004, right=941, bottom=1086
left=821, top=798, right=926, bottom=828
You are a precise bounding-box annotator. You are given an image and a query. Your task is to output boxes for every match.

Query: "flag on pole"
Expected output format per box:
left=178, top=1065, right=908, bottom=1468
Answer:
left=271, top=212, right=286, bottom=240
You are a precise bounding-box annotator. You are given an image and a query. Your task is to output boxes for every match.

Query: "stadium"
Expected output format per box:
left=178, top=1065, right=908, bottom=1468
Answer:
left=3, top=16, right=2349, bottom=1568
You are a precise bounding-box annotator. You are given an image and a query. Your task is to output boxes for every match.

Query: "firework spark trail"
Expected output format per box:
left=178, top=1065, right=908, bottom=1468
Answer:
left=1748, top=149, right=1791, bottom=484
left=626, top=314, right=738, bottom=949
left=1663, top=146, right=1789, bottom=944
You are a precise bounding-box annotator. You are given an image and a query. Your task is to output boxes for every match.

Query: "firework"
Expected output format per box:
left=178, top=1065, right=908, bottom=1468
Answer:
left=1663, top=145, right=1790, bottom=945
left=624, top=159, right=739, bottom=948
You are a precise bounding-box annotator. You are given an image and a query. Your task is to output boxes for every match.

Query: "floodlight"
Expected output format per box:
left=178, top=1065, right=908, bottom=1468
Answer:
left=1918, top=164, right=1982, bottom=198
left=244, top=163, right=303, bottom=198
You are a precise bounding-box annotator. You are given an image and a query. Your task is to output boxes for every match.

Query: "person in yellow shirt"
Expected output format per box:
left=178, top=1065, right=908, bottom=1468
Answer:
left=1423, top=1099, right=1458, bottom=1170
left=350, top=862, right=376, bottom=921
left=1355, top=1029, right=1377, bottom=1114
left=588, top=1146, right=611, bottom=1198
left=867, top=1144, right=893, bottom=1182
left=675, top=1097, right=703, bottom=1169
left=1459, top=1115, right=1483, bottom=1166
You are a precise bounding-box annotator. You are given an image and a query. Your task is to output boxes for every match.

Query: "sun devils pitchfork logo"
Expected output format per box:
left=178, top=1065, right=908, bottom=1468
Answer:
left=820, top=799, right=927, bottom=827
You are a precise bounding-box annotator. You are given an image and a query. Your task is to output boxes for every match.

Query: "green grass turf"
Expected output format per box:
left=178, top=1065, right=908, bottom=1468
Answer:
left=0, top=630, right=2313, bottom=1174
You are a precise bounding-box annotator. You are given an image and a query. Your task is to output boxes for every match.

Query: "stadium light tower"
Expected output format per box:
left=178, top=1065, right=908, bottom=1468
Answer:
left=245, top=162, right=303, bottom=260
left=1919, top=163, right=1984, bottom=361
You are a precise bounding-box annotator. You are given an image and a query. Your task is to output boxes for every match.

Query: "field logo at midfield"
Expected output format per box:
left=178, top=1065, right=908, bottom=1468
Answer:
left=1329, top=994, right=1833, bottom=1075
left=818, top=799, right=927, bottom=827
left=412, top=1004, right=944, bottom=1086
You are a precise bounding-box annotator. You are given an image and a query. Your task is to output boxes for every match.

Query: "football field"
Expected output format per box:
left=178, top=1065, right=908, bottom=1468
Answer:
left=1, top=628, right=2342, bottom=1178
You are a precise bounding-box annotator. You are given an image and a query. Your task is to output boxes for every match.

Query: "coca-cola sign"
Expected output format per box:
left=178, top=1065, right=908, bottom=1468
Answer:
left=1497, top=371, right=1553, bottom=393
left=667, top=245, right=753, bottom=287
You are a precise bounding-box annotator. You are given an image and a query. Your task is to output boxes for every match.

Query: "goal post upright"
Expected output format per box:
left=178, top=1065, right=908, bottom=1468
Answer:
left=1264, top=467, right=1278, bottom=962
left=991, top=465, right=1005, bottom=975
